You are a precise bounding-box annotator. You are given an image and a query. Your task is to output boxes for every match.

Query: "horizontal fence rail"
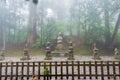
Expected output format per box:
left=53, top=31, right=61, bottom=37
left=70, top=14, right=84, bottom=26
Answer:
left=0, top=61, right=120, bottom=80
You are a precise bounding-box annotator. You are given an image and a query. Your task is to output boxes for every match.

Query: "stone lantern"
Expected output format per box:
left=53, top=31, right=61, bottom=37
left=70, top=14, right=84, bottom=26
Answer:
left=68, top=41, right=74, bottom=60
left=20, top=43, right=31, bottom=60
left=92, top=43, right=101, bottom=60
left=0, top=49, right=5, bottom=60
left=114, top=48, right=120, bottom=59
left=44, top=41, right=52, bottom=60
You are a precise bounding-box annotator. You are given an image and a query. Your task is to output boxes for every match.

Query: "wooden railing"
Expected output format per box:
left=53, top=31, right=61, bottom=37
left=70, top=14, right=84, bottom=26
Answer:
left=0, top=61, right=120, bottom=80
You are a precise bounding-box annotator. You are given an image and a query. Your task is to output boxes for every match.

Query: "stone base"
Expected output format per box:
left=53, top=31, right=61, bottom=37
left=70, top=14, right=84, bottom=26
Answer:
left=114, top=55, right=120, bottom=59
left=67, top=57, right=75, bottom=60
left=0, top=56, right=4, bottom=61
left=44, top=57, right=52, bottom=60
left=92, top=55, right=101, bottom=60
left=20, top=56, right=31, bottom=60
left=51, top=51, right=68, bottom=57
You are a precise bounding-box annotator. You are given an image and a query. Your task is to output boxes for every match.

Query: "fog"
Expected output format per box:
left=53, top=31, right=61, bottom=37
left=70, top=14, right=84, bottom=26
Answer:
left=0, top=0, right=120, bottom=56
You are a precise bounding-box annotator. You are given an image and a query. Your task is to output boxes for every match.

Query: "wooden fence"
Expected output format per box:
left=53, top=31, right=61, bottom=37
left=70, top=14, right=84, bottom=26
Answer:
left=0, top=61, right=120, bottom=80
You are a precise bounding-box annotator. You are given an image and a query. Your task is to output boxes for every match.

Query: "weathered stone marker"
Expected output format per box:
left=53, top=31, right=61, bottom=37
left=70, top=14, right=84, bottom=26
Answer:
left=92, top=43, right=101, bottom=60
left=114, top=48, right=120, bottom=59
left=0, top=49, right=5, bottom=60
left=56, top=32, right=64, bottom=51
left=52, top=32, right=67, bottom=57
left=20, top=43, right=31, bottom=60
left=44, top=41, right=52, bottom=60
left=68, top=41, right=74, bottom=60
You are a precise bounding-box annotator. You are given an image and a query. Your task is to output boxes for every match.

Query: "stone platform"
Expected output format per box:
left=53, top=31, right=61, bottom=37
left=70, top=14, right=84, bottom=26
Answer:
left=0, top=56, right=119, bottom=62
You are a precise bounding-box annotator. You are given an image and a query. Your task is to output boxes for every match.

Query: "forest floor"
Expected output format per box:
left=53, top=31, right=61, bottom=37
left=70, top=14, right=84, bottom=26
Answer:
left=0, top=56, right=118, bottom=62
left=4, top=47, right=114, bottom=57
left=0, top=45, right=118, bottom=62
left=0, top=44, right=114, bottom=57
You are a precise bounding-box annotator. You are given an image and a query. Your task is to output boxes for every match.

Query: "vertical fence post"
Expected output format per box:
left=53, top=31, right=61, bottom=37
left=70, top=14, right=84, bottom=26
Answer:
left=72, top=61, right=74, bottom=80
left=5, top=63, right=8, bottom=80
left=27, top=62, right=29, bottom=80
left=83, top=61, right=86, bottom=79
left=21, top=62, right=24, bottom=80
left=43, top=62, right=45, bottom=80
left=44, top=62, right=50, bottom=80
left=113, top=61, right=116, bottom=80
left=38, top=62, right=40, bottom=79
left=107, top=61, right=110, bottom=79
left=77, top=61, right=80, bottom=79
left=10, top=62, right=13, bottom=80
left=0, top=63, right=2, bottom=80
left=101, top=61, right=104, bottom=80
left=50, top=62, right=52, bottom=79
left=55, top=62, right=57, bottom=79
left=61, top=62, right=63, bottom=79
left=33, top=62, right=35, bottom=76
left=16, top=62, right=18, bottom=80
left=118, top=61, right=120, bottom=79
left=89, top=61, right=92, bottom=79
left=66, top=61, right=69, bottom=79
left=95, top=61, right=98, bottom=79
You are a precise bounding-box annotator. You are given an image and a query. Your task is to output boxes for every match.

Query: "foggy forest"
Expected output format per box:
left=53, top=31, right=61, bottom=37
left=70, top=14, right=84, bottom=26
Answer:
left=0, top=0, right=120, bottom=80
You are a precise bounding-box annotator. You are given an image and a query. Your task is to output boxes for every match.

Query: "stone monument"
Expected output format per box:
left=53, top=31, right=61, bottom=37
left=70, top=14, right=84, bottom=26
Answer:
left=44, top=41, right=52, bottom=60
left=52, top=32, right=68, bottom=57
left=0, top=49, right=5, bottom=60
left=92, top=43, right=101, bottom=60
left=20, top=43, right=31, bottom=60
left=68, top=41, right=74, bottom=60
left=56, top=32, right=64, bottom=51
left=114, top=48, right=120, bottom=59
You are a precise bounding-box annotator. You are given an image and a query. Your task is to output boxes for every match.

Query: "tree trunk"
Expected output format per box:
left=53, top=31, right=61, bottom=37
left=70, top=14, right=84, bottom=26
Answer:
left=77, top=22, right=80, bottom=37
left=69, top=24, right=73, bottom=37
left=0, top=22, right=2, bottom=45
left=111, top=13, right=120, bottom=45
left=77, top=1, right=81, bottom=38
left=27, top=0, right=38, bottom=47
left=104, top=1, right=111, bottom=47
left=69, top=18, right=73, bottom=37
left=40, top=0, right=44, bottom=46
left=2, top=26, right=6, bottom=49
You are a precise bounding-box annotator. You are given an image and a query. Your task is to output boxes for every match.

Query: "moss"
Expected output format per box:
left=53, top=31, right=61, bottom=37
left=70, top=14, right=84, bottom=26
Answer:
left=44, top=67, right=50, bottom=75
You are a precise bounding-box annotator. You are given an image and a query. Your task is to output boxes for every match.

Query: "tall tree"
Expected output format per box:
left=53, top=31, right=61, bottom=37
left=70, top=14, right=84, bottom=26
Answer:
left=0, top=0, right=6, bottom=49
left=111, top=13, right=120, bottom=45
left=27, top=0, right=38, bottom=47
left=103, top=0, right=111, bottom=46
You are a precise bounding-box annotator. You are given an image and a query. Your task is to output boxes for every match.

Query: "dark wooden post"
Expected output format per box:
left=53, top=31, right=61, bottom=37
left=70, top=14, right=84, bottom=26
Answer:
left=0, top=63, right=2, bottom=80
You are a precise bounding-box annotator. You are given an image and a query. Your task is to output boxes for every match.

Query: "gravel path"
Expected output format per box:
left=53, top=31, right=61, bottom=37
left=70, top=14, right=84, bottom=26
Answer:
left=0, top=56, right=119, bottom=62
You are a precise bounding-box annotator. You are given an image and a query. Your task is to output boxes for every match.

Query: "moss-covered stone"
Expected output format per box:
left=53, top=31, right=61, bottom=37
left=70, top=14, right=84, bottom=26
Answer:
left=67, top=56, right=74, bottom=60
left=44, top=57, right=52, bottom=60
left=0, top=56, right=4, bottom=60
left=20, top=56, right=31, bottom=60
left=114, top=55, right=120, bottom=59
